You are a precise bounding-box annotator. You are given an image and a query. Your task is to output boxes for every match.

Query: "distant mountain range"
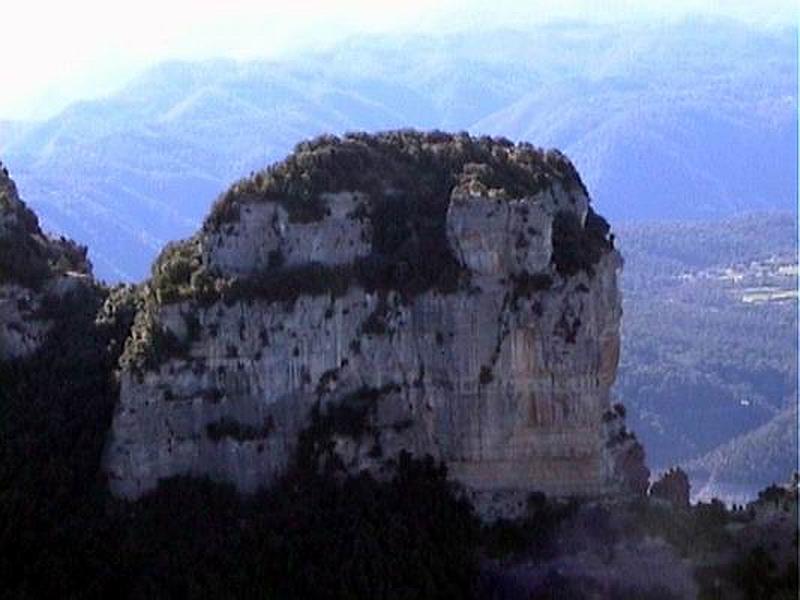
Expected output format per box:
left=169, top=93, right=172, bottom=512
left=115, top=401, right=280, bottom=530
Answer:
left=1, top=18, right=796, bottom=281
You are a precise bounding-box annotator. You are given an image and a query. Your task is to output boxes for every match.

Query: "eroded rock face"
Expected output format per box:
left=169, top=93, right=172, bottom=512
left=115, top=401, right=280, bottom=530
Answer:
left=650, top=468, right=691, bottom=507
left=103, top=132, right=647, bottom=501
left=203, top=192, right=373, bottom=275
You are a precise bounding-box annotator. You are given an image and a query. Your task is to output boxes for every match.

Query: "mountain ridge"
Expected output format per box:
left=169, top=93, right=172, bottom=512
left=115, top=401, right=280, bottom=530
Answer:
left=3, top=19, right=795, bottom=280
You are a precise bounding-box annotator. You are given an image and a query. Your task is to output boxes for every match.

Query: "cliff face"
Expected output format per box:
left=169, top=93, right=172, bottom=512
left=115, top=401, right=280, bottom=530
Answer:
left=0, top=162, right=92, bottom=360
left=102, top=132, right=647, bottom=501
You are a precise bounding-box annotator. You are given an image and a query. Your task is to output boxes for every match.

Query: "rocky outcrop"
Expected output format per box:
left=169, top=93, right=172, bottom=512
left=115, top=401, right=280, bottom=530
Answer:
left=102, top=131, right=648, bottom=501
left=0, top=161, right=93, bottom=360
left=649, top=467, right=691, bottom=507
left=604, top=404, right=651, bottom=497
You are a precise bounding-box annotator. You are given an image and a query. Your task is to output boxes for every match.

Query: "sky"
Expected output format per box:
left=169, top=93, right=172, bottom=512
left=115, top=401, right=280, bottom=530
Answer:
left=0, top=0, right=795, bottom=121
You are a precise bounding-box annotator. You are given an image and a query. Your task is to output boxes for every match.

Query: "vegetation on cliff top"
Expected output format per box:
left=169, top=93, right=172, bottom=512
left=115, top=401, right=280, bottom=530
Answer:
left=120, top=131, right=613, bottom=374
left=205, top=130, right=587, bottom=229
left=0, top=169, right=90, bottom=289
left=0, top=227, right=53, bottom=289
left=147, top=131, right=607, bottom=315
left=551, top=208, right=613, bottom=277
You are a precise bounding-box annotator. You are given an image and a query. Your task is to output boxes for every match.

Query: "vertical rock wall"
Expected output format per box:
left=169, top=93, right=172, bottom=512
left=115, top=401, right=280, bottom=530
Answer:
left=102, top=133, right=647, bottom=501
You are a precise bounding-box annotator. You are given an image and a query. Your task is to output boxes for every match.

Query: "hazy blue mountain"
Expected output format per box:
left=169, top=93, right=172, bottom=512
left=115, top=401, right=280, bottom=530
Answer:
left=3, top=19, right=796, bottom=282
left=473, top=21, right=797, bottom=222
left=2, top=61, right=423, bottom=278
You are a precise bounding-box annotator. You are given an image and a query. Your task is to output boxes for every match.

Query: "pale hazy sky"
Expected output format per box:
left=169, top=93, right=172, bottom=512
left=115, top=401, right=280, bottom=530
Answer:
left=0, top=0, right=795, bottom=120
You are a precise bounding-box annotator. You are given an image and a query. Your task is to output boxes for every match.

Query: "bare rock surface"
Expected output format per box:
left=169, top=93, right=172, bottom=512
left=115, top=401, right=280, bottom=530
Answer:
left=102, top=132, right=648, bottom=504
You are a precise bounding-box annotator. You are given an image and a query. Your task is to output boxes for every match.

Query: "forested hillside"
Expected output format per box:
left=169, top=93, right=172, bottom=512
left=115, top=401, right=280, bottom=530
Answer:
left=685, top=405, right=797, bottom=503
left=615, top=212, right=797, bottom=501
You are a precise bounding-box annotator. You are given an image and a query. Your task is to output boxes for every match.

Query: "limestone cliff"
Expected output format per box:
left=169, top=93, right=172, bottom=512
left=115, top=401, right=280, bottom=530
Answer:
left=103, top=131, right=647, bottom=501
left=0, top=161, right=92, bottom=360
